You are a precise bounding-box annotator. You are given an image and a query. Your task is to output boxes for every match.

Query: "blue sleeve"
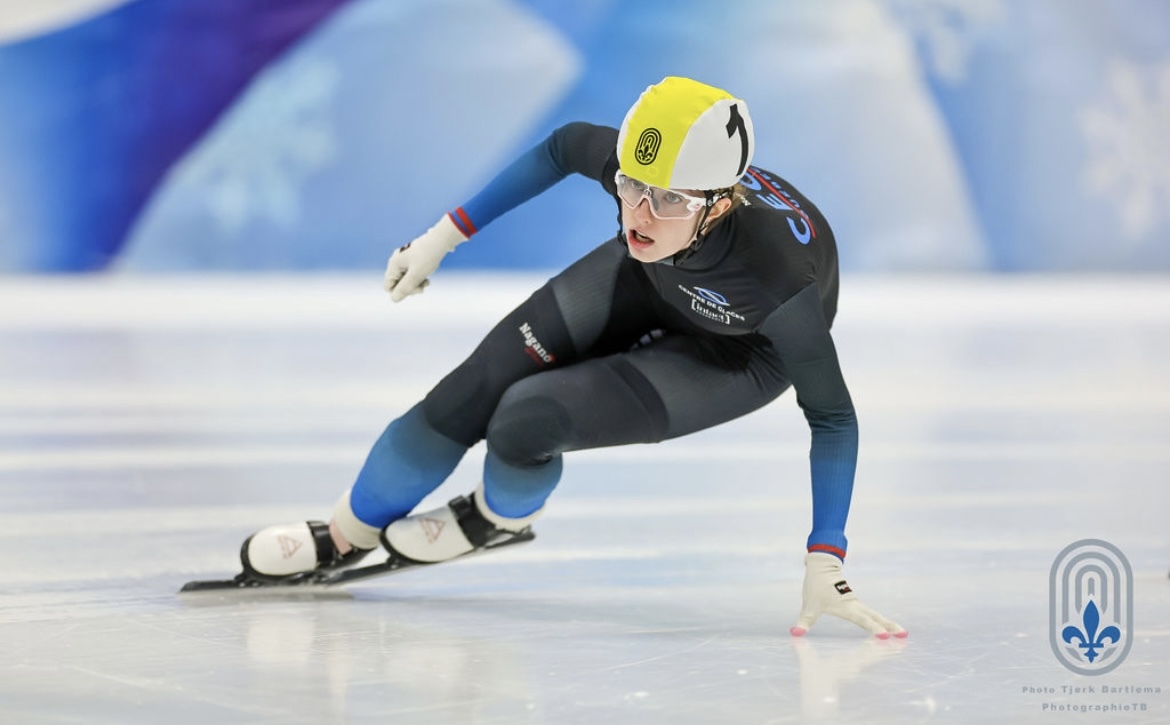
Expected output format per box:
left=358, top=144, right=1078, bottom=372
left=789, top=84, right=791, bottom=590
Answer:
left=757, top=283, right=857, bottom=560
left=449, top=123, right=619, bottom=236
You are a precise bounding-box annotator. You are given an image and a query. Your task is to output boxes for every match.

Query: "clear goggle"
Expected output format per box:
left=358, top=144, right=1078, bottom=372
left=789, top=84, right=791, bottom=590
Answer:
left=614, top=171, right=712, bottom=220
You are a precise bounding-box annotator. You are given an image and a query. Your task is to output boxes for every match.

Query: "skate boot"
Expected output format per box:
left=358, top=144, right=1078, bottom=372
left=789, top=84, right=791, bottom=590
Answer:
left=179, top=486, right=537, bottom=592
left=382, top=487, right=540, bottom=564
left=238, top=487, right=383, bottom=582
left=240, top=521, right=371, bottom=582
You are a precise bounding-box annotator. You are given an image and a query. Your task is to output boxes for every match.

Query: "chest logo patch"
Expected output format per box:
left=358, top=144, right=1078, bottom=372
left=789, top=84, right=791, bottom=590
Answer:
left=677, top=285, right=746, bottom=326
left=694, top=287, right=729, bottom=306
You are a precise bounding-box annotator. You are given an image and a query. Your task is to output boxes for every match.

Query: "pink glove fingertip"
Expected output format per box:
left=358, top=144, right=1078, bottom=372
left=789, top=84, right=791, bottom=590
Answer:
left=790, top=626, right=808, bottom=637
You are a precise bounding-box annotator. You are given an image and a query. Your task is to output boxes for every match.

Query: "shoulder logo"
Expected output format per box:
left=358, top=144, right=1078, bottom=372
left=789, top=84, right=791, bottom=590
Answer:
left=635, top=128, right=661, bottom=165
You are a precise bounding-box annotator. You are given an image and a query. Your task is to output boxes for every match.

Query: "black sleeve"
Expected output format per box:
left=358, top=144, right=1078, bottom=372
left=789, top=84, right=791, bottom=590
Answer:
left=757, top=282, right=857, bottom=555
left=459, top=123, right=619, bottom=231
left=547, top=122, right=619, bottom=188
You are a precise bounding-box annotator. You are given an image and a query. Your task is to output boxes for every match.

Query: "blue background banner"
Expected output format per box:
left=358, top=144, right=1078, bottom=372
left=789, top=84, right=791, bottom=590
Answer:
left=0, top=0, right=1167, bottom=273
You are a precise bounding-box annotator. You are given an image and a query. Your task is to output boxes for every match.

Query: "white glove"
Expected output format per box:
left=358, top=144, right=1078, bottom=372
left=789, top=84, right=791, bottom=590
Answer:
left=383, top=214, right=469, bottom=302
left=790, top=552, right=907, bottom=639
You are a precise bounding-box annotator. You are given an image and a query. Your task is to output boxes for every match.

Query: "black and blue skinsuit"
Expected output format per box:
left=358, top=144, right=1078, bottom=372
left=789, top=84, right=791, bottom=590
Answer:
left=350, top=122, right=857, bottom=560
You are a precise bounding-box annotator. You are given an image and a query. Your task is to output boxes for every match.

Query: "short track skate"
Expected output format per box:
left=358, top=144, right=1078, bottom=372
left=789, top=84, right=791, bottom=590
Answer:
left=178, top=529, right=535, bottom=593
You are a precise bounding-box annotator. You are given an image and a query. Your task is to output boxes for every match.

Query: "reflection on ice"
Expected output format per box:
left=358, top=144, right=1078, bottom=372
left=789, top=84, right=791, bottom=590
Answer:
left=791, top=637, right=909, bottom=719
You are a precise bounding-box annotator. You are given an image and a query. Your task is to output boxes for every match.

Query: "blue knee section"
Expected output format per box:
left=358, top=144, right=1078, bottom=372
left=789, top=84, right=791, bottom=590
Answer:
left=482, top=447, right=562, bottom=518
left=349, top=403, right=469, bottom=528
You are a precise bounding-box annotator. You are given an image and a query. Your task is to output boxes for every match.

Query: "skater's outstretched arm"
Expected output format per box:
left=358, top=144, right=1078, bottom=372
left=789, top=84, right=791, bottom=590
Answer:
left=759, top=285, right=906, bottom=639
left=384, top=123, right=619, bottom=301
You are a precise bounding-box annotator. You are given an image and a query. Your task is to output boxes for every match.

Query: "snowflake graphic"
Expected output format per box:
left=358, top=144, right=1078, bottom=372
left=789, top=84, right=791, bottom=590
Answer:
left=883, top=0, right=1006, bottom=84
left=190, top=56, right=340, bottom=235
left=1081, top=58, right=1170, bottom=242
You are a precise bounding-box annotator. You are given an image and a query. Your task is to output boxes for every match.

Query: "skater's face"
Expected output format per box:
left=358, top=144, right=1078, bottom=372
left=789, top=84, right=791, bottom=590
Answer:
left=616, top=172, right=731, bottom=263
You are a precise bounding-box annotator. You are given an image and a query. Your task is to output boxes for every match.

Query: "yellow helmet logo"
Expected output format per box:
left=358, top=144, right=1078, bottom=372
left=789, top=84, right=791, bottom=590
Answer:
left=634, top=128, right=662, bottom=165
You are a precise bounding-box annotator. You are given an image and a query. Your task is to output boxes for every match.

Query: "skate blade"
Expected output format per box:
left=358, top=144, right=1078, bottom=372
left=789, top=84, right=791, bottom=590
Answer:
left=178, top=529, right=536, bottom=594
left=177, top=572, right=345, bottom=597
left=177, top=581, right=356, bottom=602
left=177, top=560, right=400, bottom=594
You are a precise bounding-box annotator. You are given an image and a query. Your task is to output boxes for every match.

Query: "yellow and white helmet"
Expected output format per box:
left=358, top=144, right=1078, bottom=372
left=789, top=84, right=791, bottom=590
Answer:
left=617, top=76, right=754, bottom=191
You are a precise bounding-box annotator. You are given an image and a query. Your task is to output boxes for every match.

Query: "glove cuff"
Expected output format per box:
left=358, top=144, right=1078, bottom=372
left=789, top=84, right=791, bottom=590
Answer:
left=808, top=543, right=846, bottom=561
left=418, top=212, right=471, bottom=255
left=443, top=209, right=476, bottom=242
left=806, top=551, right=845, bottom=566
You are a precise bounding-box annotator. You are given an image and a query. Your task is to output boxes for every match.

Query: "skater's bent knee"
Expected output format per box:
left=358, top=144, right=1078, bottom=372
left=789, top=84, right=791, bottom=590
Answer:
left=422, top=358, right=492, bottom=445
left=486, top=393, right=573, bottom=466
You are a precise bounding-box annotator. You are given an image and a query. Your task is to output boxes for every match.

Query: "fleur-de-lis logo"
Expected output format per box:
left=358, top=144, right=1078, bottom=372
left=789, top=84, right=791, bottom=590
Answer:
left=1061, top=599, right=1122, bottom=663
left=1050, top=539, right=1133, bottom=675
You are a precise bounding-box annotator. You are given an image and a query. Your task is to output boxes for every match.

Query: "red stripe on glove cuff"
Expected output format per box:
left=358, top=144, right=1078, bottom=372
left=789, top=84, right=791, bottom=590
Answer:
left=449, top=208, right=477, bottom=238
left=808, top=544, right=847, bottom=560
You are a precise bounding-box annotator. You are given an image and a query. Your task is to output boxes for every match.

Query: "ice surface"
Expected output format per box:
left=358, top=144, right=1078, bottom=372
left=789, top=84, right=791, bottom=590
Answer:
left=0, top=273, right=1167, bottom=724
